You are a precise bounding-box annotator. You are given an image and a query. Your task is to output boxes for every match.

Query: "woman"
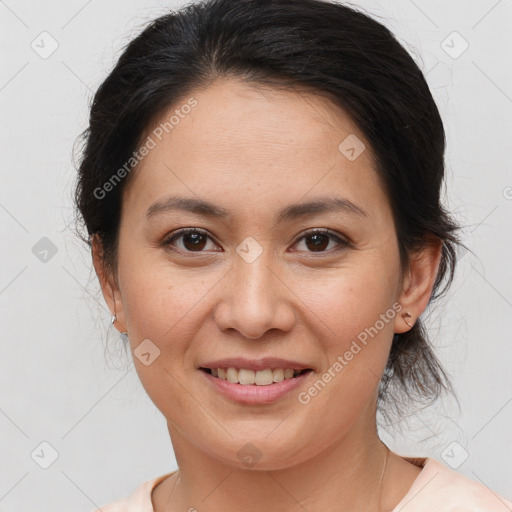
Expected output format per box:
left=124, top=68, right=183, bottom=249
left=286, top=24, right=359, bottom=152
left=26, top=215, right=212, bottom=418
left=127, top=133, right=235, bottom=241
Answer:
left=74, top=0, right=512, bottom=510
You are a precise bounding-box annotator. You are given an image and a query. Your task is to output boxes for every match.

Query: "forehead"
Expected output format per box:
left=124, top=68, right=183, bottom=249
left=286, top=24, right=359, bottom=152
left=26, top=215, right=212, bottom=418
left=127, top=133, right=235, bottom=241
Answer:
left=149, top=78, right=368, bottom=162
left=124, top=78, right=387, bottom=221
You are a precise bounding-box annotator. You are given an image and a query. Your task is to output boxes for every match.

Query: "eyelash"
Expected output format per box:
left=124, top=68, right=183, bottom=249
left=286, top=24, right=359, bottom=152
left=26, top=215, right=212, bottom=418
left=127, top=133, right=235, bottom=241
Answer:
left=162, top=227, right=349, bottom=255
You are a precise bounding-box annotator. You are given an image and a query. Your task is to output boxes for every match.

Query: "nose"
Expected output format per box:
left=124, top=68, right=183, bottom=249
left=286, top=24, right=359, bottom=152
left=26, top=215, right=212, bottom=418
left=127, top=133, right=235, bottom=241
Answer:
left=213, top=253, right=296, bottom=340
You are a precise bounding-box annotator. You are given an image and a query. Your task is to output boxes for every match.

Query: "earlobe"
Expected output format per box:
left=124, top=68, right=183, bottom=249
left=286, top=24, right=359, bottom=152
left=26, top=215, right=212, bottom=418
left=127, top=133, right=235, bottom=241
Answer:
left=401, top=311, right=414, bottom=328
left=394, top=309, right=415, bottom=334
left=395, top=238, right=442, bottom=333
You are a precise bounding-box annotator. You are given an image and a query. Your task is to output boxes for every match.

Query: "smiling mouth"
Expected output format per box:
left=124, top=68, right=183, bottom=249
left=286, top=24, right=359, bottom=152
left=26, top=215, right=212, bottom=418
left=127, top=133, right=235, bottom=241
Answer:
left=199, top=367, right=312, bottom=386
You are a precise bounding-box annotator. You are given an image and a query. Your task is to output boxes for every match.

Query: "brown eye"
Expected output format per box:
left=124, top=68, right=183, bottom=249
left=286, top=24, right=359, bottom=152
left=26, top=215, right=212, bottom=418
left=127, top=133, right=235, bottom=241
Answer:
left=305, top=233, right=330, bottom=251
left=293, top=229, right=348, bottom=253
left=181, top=231, right=207, bottom=251
left=164, top=228, right=219, bottom=252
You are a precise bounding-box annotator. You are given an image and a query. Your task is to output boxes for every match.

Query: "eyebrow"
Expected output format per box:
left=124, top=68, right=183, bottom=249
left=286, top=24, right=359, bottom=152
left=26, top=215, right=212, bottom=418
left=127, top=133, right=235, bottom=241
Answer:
left=145, top=195, right=369, bottom=222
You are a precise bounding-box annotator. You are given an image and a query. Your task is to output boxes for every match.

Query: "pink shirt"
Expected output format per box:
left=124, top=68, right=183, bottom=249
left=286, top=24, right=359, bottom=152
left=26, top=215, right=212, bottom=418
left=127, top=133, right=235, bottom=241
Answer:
left=91, top=457, right=512, bottom=511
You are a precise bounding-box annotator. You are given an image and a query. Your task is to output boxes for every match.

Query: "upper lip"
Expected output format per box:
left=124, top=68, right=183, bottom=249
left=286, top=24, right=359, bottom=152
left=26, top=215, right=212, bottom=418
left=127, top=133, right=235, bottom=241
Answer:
left=199, top=357, right=313, bottom=372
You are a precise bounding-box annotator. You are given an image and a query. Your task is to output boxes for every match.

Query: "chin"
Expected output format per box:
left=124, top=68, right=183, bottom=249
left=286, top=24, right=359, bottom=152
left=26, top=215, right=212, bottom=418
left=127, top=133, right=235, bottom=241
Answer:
left=204, top=435, right=314, bottom=472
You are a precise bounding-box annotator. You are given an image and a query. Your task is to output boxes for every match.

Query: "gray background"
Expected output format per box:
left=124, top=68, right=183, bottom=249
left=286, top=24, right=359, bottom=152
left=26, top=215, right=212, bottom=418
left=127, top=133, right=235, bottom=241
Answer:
left=0, top=0, right=511, bottom=510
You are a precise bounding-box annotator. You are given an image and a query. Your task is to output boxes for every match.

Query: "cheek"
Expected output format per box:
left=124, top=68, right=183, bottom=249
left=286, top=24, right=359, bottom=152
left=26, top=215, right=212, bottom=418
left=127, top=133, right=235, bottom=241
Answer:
left=119, top=270, right=213, bottom=408
left=292, top=260, right=399, bottom=344
left=119, top=251, right=225, bottom=360
left=122, top=277, right=204, bottom=342
left=291, top=264, right=398, bottom=408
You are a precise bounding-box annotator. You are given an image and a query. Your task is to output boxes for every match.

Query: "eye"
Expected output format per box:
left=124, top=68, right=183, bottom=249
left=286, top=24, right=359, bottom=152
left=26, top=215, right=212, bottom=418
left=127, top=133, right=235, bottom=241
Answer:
left=292, top=229, right=349, bottom=253
left=163, top=228, right=221, bottom=252
left=163, top=227, right=349, bottom=255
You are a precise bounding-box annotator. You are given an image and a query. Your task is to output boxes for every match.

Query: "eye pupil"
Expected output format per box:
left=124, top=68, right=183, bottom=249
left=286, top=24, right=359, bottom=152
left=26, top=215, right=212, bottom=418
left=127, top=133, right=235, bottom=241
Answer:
left=306, top=234, right=329, bottom=252
left=184, top=232, right=207, bottom=251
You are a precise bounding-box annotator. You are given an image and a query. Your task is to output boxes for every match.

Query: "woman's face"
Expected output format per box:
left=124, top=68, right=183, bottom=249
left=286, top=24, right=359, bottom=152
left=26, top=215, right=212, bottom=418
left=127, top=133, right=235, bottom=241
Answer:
left=96, top=78, right=428, bottom=470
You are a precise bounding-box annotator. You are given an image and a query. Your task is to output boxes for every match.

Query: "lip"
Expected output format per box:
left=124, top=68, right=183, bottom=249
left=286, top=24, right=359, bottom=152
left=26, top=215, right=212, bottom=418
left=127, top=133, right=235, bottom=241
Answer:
left=198, top=357, right=313, bottom=372
left=199, top=368, right=313, bottom=404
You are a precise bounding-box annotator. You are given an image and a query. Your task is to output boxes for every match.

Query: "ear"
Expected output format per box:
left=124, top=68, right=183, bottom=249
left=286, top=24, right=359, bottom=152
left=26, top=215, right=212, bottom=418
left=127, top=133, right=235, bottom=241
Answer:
left=394, top=236, right=443, bottom=333
left=91, top=234, right=127, bottom=334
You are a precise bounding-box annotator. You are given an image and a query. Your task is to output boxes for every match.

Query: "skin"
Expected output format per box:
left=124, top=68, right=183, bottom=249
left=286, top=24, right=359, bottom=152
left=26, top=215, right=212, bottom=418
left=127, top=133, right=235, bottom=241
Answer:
left=93, top=77, right=442, bottom=511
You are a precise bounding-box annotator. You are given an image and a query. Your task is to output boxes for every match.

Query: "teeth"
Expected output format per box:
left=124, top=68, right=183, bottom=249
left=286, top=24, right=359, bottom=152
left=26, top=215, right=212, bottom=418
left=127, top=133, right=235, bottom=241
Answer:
left=273, top=368, right=284, bottom=382
left=207, top=367, right=307, bottom=385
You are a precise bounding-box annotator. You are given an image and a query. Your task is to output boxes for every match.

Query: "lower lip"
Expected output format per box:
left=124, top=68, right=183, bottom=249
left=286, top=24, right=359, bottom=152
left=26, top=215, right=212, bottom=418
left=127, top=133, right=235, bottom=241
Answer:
left=199, top=369, right=312, bottom=404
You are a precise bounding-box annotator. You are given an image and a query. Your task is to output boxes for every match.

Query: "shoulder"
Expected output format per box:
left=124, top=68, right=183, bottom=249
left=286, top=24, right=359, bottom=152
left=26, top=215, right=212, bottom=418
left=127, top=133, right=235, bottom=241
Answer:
left=393, top=456, right=512, bottom=511
left=86, top=471, right=176, bottom=512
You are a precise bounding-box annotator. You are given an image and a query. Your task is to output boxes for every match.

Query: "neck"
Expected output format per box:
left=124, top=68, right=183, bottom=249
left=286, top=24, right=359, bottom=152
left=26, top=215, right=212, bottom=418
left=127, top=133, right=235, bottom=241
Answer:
left=153, top=405, right=392, bottom=512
